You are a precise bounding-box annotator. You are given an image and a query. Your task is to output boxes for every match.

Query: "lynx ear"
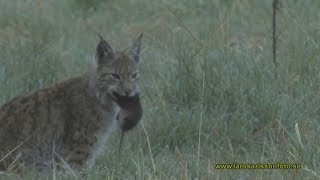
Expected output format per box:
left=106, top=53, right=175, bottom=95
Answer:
left=95, top=35, right=114, bottom=66
left=129, top=33, right=143, bottom=63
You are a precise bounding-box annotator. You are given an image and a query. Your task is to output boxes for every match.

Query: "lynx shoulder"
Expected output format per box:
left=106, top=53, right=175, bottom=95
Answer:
left=0, top=34, right=143, bottom=173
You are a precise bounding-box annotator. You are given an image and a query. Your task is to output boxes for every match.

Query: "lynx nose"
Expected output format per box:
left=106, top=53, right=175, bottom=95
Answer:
left=123, top=83, right=133, bottom=96
left=124, top=89, right=132, bottom=96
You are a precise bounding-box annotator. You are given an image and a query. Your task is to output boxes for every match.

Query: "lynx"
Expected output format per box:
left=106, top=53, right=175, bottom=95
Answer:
left=0, top=34, right=143, bottom=174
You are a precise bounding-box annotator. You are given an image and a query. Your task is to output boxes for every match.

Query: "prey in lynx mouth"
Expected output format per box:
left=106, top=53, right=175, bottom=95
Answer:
left=113, top=93, right=143, bottom=131
left=113, top=92, right=143, bottom=155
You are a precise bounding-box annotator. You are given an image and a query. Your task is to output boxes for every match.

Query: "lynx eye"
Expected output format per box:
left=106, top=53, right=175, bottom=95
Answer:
left=110, top=73, right=121, bottom=81
left=131, top=72, right=139, bottom=80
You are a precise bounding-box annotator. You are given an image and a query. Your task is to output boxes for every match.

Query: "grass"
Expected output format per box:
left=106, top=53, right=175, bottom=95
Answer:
left=0, top=0, right=320, bottom=179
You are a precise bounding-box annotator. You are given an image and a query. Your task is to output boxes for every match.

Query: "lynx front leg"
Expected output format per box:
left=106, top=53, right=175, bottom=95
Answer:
left=60, top=145, right=92, bottom=173
left=17, top=151, right=54, bottom=175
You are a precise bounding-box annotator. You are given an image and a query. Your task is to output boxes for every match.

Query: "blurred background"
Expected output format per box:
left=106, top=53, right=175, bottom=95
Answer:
left=0, top=0, right=319, bottom=179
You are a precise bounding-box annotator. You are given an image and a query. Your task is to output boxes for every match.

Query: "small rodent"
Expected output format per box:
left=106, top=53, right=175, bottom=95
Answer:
left=113, top=93, right=143, bottom=132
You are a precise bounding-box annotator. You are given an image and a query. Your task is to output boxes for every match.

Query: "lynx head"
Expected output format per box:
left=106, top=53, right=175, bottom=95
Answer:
left=92, top=34, right=142, bottom=103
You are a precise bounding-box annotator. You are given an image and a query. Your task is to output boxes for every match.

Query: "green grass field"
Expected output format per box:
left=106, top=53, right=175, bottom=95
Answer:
left=0, top=0, right=320, bottom=179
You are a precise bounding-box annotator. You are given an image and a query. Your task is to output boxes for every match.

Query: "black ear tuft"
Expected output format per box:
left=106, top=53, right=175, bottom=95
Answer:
left=98, top=33, right=104, bottom=41
left=95, top=35, right=114, bottom=66
left=129, top=33, right=143, bottom=63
